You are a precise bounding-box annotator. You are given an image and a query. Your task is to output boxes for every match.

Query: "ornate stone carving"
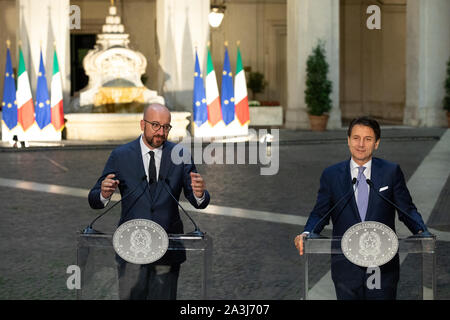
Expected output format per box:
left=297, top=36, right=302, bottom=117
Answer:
left=79, top=3, right=164, bottom=107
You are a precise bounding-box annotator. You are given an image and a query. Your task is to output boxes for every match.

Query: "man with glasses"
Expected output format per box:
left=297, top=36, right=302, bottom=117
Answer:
left=88, top=103, right=210, bottom=300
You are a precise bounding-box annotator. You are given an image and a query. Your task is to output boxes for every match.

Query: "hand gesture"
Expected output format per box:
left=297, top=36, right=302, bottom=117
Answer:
left=101, top=173, right=120, bottom=199
left=190, top=172, right=205, bottom=198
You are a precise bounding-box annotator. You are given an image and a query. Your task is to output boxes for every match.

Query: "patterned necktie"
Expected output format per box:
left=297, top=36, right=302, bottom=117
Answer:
left=357, top=166, right=368, bottom=221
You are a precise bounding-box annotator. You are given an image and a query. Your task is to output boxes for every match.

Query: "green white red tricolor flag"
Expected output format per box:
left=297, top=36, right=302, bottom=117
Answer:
left=17, top=46, right=35, bottom=131
left=234, top=46, right=250, bottom=126
left=51, top=47, right=64, bottom=131
left=205, top=46, right=222, bottom=127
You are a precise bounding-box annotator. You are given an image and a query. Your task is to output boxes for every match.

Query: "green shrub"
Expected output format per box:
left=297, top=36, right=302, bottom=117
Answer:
left=247, top=71, right=267, bottom=100
left=304, top=40, right=332, bottom=116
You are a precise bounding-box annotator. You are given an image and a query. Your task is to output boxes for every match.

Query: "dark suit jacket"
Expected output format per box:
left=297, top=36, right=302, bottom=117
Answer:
left=303, top=157, right=427, bottom=286
left=88, top=137, right=210, bottom=264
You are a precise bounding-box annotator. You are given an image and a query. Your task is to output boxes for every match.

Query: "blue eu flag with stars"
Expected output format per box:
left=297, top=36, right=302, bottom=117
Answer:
left=193, top=50, right=208, bottom=127
left=2, top=47, right=17, bottom=130
left=35, top=49, right=51, bottom=129
left=221, top=46, right=235, bottom=125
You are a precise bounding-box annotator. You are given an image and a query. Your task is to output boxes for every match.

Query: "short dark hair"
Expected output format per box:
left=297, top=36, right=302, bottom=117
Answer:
left=347, top=116, right=381, bottom=141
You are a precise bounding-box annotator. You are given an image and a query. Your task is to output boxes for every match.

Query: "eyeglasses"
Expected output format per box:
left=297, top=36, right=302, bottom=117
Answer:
left=143, top=120, right=172, bottom=132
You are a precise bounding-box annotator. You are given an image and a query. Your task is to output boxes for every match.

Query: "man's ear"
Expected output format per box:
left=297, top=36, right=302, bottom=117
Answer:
left=140, top=120, right=145, bottom=132
left=374, top=139, right=380, bottom=150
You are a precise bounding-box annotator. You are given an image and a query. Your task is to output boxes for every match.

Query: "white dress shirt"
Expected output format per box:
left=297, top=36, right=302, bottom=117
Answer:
left=139, top=134, right=163, bottom=183
left=100, top=135, right=204, bottom=206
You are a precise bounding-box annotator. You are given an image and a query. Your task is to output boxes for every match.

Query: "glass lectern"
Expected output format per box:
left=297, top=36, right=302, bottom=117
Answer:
left=300, top=236, right=436, bottom=300
left=76, top=233, right=213, bottom=300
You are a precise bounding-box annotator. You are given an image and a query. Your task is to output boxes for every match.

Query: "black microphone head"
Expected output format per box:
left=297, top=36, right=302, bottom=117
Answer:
left=366, top=178, right=373, bottom=186
left=352, top=177, right=357, bottom=184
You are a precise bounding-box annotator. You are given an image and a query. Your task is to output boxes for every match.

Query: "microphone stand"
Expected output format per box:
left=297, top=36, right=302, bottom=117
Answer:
left=160, top=177, right=205, bottom=238
left=82, top=176, right=147, bottom=234
left=366, top=179, right=433, bottom=238
left=308, top=178, right=358, bottom=238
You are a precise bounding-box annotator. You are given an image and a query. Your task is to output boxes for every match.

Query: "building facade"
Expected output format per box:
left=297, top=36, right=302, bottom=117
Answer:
left=0, top=0, right=449, bottom=129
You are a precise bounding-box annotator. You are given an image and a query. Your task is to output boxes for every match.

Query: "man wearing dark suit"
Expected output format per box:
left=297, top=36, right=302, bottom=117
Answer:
left=294, top=116, right=430, bottom=300
left=88, top=103, right=210, bottom=300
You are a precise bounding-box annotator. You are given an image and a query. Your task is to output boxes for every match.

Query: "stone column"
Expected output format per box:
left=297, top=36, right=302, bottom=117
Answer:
left=16, top=0, right=71, bottom=110
left=286, top=0, right=341, bottom=130
left=404, top=0, right=450, bottom=127
left=156, top=0, right=210, bottom=111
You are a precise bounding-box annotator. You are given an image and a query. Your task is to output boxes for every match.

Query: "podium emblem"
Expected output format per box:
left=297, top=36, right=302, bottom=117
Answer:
left=341, top=221, right=398, bottom=267
left=113, top=219, right=169, bottom=264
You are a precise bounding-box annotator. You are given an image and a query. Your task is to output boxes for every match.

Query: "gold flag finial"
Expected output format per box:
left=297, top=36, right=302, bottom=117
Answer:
left=224, top=41, right=228, bottom=47
left=207, top=41, right=211, bottom=48
left=237, top=40, right=241, bottom=46
left=6, top=40, right=10, bottom=48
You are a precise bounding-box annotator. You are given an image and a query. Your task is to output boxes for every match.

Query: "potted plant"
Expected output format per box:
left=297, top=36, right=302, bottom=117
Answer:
left=444, top=57, right=450, bottom=127
left=304, top=40, right=332, bottom=131
left=247, top=71, right=267, bottom=101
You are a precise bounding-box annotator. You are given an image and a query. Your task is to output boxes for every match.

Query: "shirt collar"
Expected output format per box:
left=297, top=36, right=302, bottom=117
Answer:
left=350, top=158, right=372, bottom=172
left=140, top=134, right=163, bottom=156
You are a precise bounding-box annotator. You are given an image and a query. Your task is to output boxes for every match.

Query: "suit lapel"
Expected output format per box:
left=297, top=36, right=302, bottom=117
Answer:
left=365, top=158, right=381, bottom=221
left=340, top=159, right=361, bottom=222
left=133, top=137, right=152, bottom=203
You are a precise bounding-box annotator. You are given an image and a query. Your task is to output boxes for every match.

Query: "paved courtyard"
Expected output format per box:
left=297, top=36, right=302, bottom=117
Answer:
left=0, top=127, right=449, bottom=300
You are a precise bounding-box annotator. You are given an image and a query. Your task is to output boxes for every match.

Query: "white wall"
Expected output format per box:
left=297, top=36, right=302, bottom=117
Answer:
left=17, top=0, right=71, bottom=108
left=405, top=0, right=450, bottom=127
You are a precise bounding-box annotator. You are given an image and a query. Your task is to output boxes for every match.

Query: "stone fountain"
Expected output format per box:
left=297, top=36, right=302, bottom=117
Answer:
left=65, top=1, right=189, bottom=141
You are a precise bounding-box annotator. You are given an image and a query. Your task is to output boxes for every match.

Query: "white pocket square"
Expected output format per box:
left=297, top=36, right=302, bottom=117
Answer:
left=379, top=186, right=389, bottom=192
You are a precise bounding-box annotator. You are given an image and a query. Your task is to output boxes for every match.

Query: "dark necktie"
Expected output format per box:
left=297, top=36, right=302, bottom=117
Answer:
left=148, top=151, right=157, bottom=185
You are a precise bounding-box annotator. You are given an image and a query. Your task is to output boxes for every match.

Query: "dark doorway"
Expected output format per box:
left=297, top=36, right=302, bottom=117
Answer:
left=70, top=34, right=96, bottom=96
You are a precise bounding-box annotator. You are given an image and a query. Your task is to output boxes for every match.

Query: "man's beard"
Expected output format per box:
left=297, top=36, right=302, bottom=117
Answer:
left=145, top=134, right=165, bottom=148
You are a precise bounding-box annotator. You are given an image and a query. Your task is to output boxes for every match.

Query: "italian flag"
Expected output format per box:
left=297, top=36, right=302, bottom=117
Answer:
left=234, top=47, right=250, bottom=125
left=17, top=46, right=35, bottom=131
left=51, top=48, right=64, bottom=131
left=205, top=48, right=222, bottom=127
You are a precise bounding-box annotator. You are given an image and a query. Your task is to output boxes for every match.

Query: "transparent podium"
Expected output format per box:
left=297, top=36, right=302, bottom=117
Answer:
left=300, top=236, right=436, bottom=300
left=76, top=233, right=213, bottom=300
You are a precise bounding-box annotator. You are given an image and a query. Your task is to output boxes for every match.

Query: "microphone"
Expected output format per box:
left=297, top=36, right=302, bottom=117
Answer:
left=160, top=176, right=205, bottom=238
left=83, top=175, right=147, bottom=234
left=365, top=179, right=431, bottom=237
left=308, top=178, right=358, bottom=238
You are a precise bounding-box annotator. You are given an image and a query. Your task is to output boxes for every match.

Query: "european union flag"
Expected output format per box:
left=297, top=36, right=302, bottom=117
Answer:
left=193, top=50, right=207, bottom=127
left=2, top=47, right=17, bottom=130
left=35, top=49, right=51, bottom=129
left=221, top=46, right=235, bottom=125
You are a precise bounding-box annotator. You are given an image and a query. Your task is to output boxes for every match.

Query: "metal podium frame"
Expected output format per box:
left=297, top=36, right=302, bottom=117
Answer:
left=76, top=233, right=213, bottom=300
left=301, top=235, right=436, bottom=300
